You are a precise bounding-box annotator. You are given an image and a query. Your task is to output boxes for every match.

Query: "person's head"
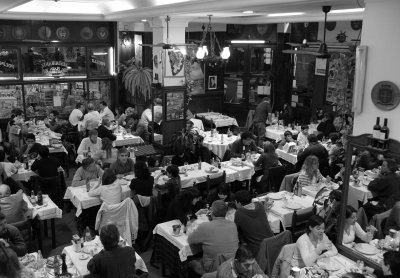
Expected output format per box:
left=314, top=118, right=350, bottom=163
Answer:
left=102, top=118, right=110, bottom=127
left=381, top=159, right=398, bottom=174
left=116, top=106, right=125, bottom=116
left=179, top=187, right=201, bottom=208
left=186, top=120, right=194, bottom=131
left=234, top=190, right=252, bottom=208
left=0, top=241, right=21, bottom=278
left=102, top=168, right=117, bottom=185
left=87, top=102, right=95, bottom=111
left=76, top=102, right=84, bottom=112
left=81, top=157, right=96, bottom=171
left=88, top=129, right=98, bottom=143
left=329, top=132, right=340, bottom=144
left=340, top=273, right=366, bottom=278
left=13, top=109, right=23, bottom=117
left=216, top=183, right=230, bottom=201
left=154, top=98, right=162, bottom=106
left=38, top=145, right=50, bottom=159
left=240, top=131, right=254, bottom=146
left=262, top=97, right=270, bottom=103
left=333, top=115, right=343, bottom=130
left=234, top=244, right=256, bottom=274
left=0, top=184, right=11, bottom=198
left=166, top=164, right=179, bottom=178
left=211, top=200, right=228, bottom=218
left=307, top=134, right=318, bottom=144
left=301, top=125, right=309, bottom=135
left=117, top=147, right=129, bottom=164
left=323, top=112, right=333, bottom=122
left=302, top=155, right=319, bottom=177
left=382, top=251, right=400, bottom=276
left=49, top=110, right=59, bottom=120
left=262, top=141, right=276, bottom=155
left=0, top=212, right=7, bottom=234
left=125, top=107, right=135, bottom=116
left=154, top=111, right=162, bottom=123
left=345, top=205, right=357, bottom=226
left=283, top=131, right=293, bottom=142
left=25, top=133, right=36, bottom=145
left=99, top=224, right=120, bottom=251
left=134, top=160, right=150, bottom=179
left=307, top=215, right=325, bottom=238
left=100, top=101, right=107, bottom=109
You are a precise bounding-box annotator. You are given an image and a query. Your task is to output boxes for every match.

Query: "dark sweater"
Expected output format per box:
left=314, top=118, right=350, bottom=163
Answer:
left=297, top=142, right=329, bottom=173
left=368, top=172, right=400, bottom=209
left=254, top=153, right=280, bottom=176
left=97, top=125, right=117, bottom=141
left=31, top=156, right=61, bottom=178
left=0, top=224, right=27, bottom=256
left=230, top=139, right=258, bottom=158
left=234, top=202, right=274, bottom=256
left=129, top=176, right=154, bottom=197
left=87, top=246, right=136, bottom=278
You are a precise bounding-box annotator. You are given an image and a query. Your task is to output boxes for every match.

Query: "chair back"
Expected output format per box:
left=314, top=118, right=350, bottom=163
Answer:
left=279, top=172, right=299, bottom=192
left=290, top=207, right=315, bottom=241
left=10, top=219, right=31, bottom=251
left=95, top=198, right=138, bottom=246
left=266, top=165, right=287, bottom=192
left=206, top=171, right=226, bottom=195
left=256, top=230, right=292, bottom=276
left=31, top=172, right=65, bottom=209
left=271, top=243, right=297, bottom=278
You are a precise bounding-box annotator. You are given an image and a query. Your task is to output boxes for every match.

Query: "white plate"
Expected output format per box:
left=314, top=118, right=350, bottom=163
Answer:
left=267, top=193, right=283, bottom=200
left=355, top=243, right=378, bottom=255
left=285, top=202, right=303, bottom=210
left=317, top=259, right=341, bottom=271
left=79, top=254, right=89, bottom=260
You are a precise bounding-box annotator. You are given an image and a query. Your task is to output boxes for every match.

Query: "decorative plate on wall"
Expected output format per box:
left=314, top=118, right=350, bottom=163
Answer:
left=371, top=81, right=400, bottom=111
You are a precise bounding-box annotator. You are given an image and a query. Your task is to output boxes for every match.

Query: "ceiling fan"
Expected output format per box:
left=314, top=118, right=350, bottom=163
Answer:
left=141, top=16, right=196, bottom=50
left=283, top=6, right=351, bottom=57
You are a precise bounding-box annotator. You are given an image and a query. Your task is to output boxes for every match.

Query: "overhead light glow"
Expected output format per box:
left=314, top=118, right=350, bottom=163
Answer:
left=231, top=40, right=265, bottom=44
left=268, top=12, right=305, bottom=17
left=9, top=1, right=102, bottom=14
left=330, top=8, right=365, bottom=14
left=242, top=11, right=254, bottom=14
left=141, top=19, right=147, bottom=22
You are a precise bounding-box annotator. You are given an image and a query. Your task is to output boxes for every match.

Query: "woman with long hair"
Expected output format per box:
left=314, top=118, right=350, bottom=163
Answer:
left=297, top=155, right=327, bottom=188
left=342, top=205, right=375, bottom=248
left=206, top=183, right=234, bottom=206
left=253, top=141, right=280, bottom=176
left=0, top=242, right=21, bottom=278
left=88, top=168, right=122, bottom=205
left=130, top=160, right=154, bottom=197
left=165, top=187, right=201, bottom=225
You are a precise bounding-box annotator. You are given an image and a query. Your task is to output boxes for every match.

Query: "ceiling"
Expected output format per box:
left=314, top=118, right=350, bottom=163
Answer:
left=0, top=0, right=365, bottom=23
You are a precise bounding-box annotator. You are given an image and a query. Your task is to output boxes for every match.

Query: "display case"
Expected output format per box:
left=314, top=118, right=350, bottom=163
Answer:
left=336, top=133, right=400, bottom=273
left=0, top=48, right=20, bottom=80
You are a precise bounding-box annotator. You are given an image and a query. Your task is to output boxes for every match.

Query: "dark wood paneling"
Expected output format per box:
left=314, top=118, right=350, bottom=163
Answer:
left=188, top=91, right=224, bottom=114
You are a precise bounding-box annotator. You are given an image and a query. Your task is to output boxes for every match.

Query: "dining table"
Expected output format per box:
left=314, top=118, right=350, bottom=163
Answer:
left=202, top=131, right=238, bottom=159
left=265, top=125, right=299, bottom=141
left=196, top=112, right=238, bottom=128
left=12, top=161, right=37, bottom=181
left=27, top=122, right=68, bottom=154
left=113, top=128, right=145, bottom=147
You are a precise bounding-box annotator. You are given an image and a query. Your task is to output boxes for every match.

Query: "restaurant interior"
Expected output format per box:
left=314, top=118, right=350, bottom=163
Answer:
left=0, top=0, right=400, bottom=277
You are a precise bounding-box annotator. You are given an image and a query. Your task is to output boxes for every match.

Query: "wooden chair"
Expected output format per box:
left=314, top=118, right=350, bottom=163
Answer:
left=290, top=207, right=316, bottom=241
left=262, top=165, right=287, bottom=193
left=206, top=171, right=226, bottom=196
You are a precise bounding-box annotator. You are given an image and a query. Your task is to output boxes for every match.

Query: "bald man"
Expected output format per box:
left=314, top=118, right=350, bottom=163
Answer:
left=0, top=184, right=11, bottom=198
left=82, top=103, right=101, bottom=132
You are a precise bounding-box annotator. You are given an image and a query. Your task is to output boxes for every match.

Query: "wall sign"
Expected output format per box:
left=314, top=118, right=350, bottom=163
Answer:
left=42, top=61, right=68, bottom=77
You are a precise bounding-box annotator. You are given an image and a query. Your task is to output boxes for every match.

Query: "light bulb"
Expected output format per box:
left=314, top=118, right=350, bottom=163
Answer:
left=196, top=47, right=205, bottom=59
left=221, top=47, right=230, bottom=59
left=202, top=45, right=208, bottom=56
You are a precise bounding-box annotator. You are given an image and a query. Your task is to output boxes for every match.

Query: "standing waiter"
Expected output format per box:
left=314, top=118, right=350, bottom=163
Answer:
left=252, top=97, right=272, bottom=146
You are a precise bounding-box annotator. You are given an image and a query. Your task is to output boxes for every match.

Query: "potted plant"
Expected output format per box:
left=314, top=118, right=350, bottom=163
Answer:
left=119, top=57, right=152, bottom=102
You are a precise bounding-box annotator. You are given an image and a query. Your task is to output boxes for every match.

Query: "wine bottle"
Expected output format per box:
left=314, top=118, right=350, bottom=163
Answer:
left=380, top=118, right=389, bottom=140
left=372, top=117, right=381, bottom=139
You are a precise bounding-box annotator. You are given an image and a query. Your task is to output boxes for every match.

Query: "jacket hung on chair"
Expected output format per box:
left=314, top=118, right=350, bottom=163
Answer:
left=95, top=198, right=138, bottom=246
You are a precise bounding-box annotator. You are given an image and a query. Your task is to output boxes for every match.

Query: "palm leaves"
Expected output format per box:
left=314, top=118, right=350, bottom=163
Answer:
left=120, top=58, right=152, bottom=101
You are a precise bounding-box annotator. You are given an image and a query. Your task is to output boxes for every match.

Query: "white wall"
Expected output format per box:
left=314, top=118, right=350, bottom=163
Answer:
left=353, top=0, right=400, bottom=140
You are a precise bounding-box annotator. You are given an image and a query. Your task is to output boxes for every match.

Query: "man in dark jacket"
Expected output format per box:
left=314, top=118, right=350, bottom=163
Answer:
left=234, top=190, right=273, bottom=256
left=252, top=97, right=272, bottom=146
left=97, top=118, right=117, bottom=142
left=317, top=112, right=335, bottom=139
left=230, top=131, right=259, bottom=158
left=297, top=134, right=329, bottom=175
left=0, top=212, right=27, bottom=257
left=366, top=159, right=400, bottom=218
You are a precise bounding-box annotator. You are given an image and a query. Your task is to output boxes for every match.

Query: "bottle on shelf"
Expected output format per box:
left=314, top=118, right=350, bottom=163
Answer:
left=380, top=118, right=389, bottom=140
left=85, top=226, right=91, bottom=242
left=37, top=187, right=43, bottom=206
left=30, top=190, right=36, bottom=206
left=198, top=157, right=202, bottom=170
left=53, top=255, right=60, bottom=276
left=372, top=117, right=381, bottom=140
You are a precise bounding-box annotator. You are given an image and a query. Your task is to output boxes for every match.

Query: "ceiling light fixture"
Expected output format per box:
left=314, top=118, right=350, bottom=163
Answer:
left=141, top=19, right=147, bottom=22
left=196, top=15, right=230, bottom=62
left=330, top=8, right=365, bottom=14
left=242, top=11, right=254, bottom=14
left=268, top=12, right=305, bottom=17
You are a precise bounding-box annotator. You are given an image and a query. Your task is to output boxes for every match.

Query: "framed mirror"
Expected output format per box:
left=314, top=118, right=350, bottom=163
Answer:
left=336, top=133, right=400, bottom=272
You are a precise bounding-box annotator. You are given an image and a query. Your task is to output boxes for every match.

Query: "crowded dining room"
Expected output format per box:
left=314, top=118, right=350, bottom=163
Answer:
left=0, top=0, right=400, bottom=277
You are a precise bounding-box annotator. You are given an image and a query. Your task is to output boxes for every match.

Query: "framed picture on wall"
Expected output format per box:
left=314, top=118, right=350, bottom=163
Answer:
left=165, top=89, right=185, bottom=121
left=208, top=75, right=217, bottom=90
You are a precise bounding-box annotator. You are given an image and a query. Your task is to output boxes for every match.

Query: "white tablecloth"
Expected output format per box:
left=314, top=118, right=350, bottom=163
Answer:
left=23, top=194, right=62, bottom=220
left=114, top=133, right=144, bottom=147
left=12, top=167, right=36, bottom=181
left=190, top=118, right=204, bottom=131
left=303, top=254, right=362, bottom=278
left=265, top=126, right=299, bottom=141
left=276, top=148, right=298, bottom=164
left=348, top=182, right=372, bottom=209
left=202, top=131, right=238, bottom=159
left=63, top=236, right=147, bottom=276
left=197, top=112, right=238, bottom=128
left=63, top=180, right=133, bottom=217
left=254, top=192, right=316, bottom=228
left=29, top=124, right=68, bottom=154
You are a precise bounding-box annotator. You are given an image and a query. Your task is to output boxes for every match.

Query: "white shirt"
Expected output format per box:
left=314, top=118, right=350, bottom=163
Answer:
left=82, top=111, right=101, bottom=131
left=342, top=222, right=368, bottom=247
left=69, top=108, right=83, bottom=126
left=297, top=132, right=308, bottom=149
left=100, top=106, right=115, bottom=122
left=77, top=137, right=102, bottom=156
left=88, top=180, right=122, bottom=205
left=141, top=105, right=163, bottom=126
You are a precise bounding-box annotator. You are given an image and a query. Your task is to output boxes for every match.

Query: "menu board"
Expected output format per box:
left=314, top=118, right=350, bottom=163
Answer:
left=0, top=85, right=23, bottom=119
left=166, top=90, right=185, bottom=121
